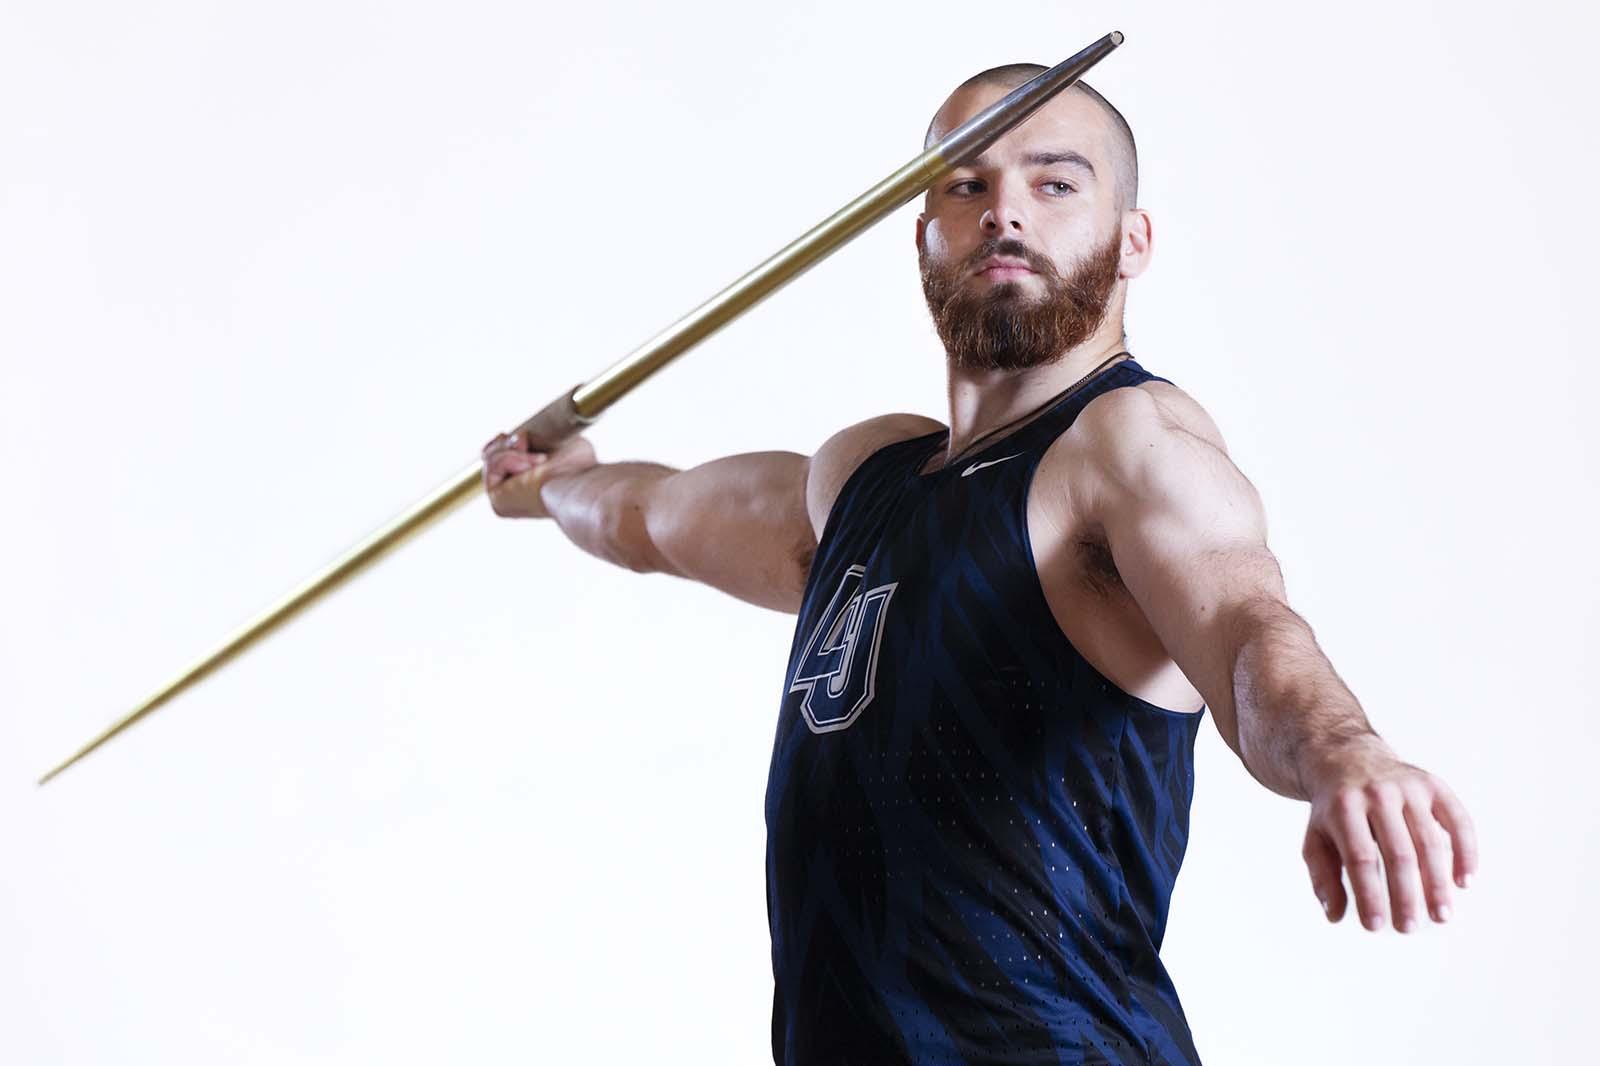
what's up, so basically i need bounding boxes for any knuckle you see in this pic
[1385,846,1418,868]
[1346,849,1382,872]
[1364,780,1403,805]
[1404,779,1439,809]
[1332,789,1365,817]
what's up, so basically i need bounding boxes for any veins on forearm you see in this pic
[1228,601,1379,801]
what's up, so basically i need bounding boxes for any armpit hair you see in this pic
[1076,534,1125,599]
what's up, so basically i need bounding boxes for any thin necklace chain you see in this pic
[933,349,1132,473]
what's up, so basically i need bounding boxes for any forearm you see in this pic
[537,460,679,571]
[1228,600,1385,801]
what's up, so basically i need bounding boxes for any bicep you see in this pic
[635,450,815,613]
[1084,393,1286,734]
[629,413,943,615]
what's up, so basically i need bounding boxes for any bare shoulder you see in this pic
[1039,377,1233,523]
[806,412,946,538]
[1086,378,1228,454]
[1065,378,1228,468]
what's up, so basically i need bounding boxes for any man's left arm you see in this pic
[1073,388,1479,933]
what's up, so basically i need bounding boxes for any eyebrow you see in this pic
[963,149,1097,179]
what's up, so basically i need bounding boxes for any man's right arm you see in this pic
[480,414,943,614]
[621,451,817,612]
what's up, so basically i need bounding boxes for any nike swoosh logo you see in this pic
[960,452,1025,477]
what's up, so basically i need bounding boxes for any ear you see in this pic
[1117,209,1154,280]
[915,213,927,255]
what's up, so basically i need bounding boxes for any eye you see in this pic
[1043,180,1075,196]
[948,180,983,195]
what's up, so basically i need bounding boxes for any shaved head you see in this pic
[924,63,1138,215]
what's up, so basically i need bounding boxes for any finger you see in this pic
[1367,791,1425,933]
[486,451,539,489]
[495,462,551,515]
[1430,783,1479,889]
[1402,793,1456,923]
[488,451,538,482]
[1329,792,1388,932]
[481,440,503,492]
[1302,823,1347,922]
[482,431,526,459]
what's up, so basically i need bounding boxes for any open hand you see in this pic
[1301,738,1479,932]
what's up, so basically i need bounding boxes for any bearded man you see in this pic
[479,63,1479,1066]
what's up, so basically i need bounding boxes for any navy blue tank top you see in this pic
[764,357,1205,1066]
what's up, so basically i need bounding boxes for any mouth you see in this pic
[973,257,1036,281]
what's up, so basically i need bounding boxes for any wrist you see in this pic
[1296,730,1395,797]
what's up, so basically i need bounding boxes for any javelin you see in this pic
[37,30,1126,786]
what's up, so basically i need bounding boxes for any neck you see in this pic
[936,336,1131,464]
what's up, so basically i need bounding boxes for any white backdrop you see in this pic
[4,1,1596,1063]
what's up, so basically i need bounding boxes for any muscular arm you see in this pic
[530,452,815,613]
[623,452,817,612]
[484,413,944,616]
[1071,387,1375,800]
[1071,386,1478,932]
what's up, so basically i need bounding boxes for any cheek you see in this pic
[1041,225,1104,274]
[922,218,956,259]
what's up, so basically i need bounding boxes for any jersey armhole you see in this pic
[805,428,942,592]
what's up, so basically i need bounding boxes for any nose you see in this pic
[979,179,1026,234]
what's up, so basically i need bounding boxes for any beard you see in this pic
[919,226,1123,372]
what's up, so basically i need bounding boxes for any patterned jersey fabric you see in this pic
[765,358,1206,1065]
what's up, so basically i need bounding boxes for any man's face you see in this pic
[917,85,1126,372]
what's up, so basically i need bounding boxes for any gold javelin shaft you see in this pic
[37,31,1125,786]
[36,462,485,785]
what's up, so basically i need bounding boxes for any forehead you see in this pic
[933,82,1107,167]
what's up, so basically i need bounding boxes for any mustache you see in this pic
[963,237,1058,278]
